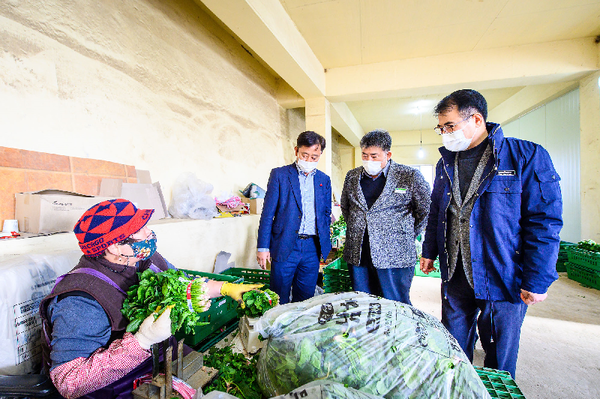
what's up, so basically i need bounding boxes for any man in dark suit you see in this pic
[257,131,332,304]
[341,129,431,305]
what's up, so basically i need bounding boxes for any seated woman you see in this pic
[39,199,262,399]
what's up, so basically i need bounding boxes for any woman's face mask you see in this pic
[128,231,157,261]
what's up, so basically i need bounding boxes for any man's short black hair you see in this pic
[297,130,326,151]
[434,89,488,122]
[360,129,392,152]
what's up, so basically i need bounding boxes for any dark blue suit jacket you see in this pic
[257,163,332,262]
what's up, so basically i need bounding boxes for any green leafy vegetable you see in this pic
[121,269,210,335]
[238,289,279,318]
[203,344,263,399]
[577,239,600,252]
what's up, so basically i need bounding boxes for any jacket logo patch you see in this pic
[395,188,407,193]
[497,170,516,176]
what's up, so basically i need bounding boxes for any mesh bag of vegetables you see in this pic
[271,380,384,399]
[121,269,211,335]
[255,292,491,399]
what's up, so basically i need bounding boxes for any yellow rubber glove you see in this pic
[220,282,265,307]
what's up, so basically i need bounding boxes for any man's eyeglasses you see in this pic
[434,114,474,135]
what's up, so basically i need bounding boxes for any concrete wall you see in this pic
[0,0,310,268]
[0,0,301,202]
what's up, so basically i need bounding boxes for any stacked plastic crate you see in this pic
[323,258,353,293]
[565,242,600,290]
[556,241,575,272]
[565,246,600,290]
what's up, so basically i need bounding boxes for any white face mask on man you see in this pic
[297,158,318,173]
[442,128,473,152]
[362,160,385,176]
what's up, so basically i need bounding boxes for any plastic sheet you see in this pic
[0,251,81,374]
[168,173,218,220]
[255,292,491,399]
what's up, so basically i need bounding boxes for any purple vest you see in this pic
[38,253,170,398]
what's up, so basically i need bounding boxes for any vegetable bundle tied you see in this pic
[239,288,280,318]
[121,269,210,335]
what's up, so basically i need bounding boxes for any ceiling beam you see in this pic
[198,0,325,98]
[490,81,580,125]
[330,102,364,147]
[325,38,600,102]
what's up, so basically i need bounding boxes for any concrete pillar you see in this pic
[354,147,362,170]
[579,71,600,241]
[305,97,332,176]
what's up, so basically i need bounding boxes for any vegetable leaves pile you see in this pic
[203,344,263,399]
[577,239,600,252]
[121,269,210,335]
[238,289,279,318]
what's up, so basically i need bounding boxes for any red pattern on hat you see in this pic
[74,199,154,256]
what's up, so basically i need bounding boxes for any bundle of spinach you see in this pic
[121,269,210,335]
[238,289,279,318]
[203,344,263,399]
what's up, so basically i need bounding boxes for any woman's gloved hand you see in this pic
[220,282,264,307]
[134,307,172,350]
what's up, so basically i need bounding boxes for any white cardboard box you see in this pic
[15,190,113,234]
[99,179,169,221]
[240,316,264,354]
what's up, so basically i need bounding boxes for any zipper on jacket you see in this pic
[441,161,453,263]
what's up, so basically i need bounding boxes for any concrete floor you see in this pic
[410,273,600,399]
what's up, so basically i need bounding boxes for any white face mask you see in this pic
[362,160,385,176]
[297,159,318,173]
[442,128,473,152]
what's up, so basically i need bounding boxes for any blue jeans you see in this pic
[442,263,527,378]
[270,236,320,304]
[349,263,414,305]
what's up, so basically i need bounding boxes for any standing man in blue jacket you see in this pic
[257,131,332,304]
[420,89,563,378]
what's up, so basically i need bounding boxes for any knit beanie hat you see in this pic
[74,199,154,256]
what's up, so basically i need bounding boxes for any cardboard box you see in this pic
[15,190,113,234]
[240,316,264,354]
[247,198,264,215]
[99,179,169,221]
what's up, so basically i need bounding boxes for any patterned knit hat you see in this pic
[74,199,154,256]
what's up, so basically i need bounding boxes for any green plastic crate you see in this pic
[221,267,270,287]
[566,262,600,290]
[323,258,350,277]
[566,247,600,271]
[174,270,242,346]
[475,366,526,399]
[556,261,567,273]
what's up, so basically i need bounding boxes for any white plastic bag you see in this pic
[255,292,490,399]
[0,251,80,374]
[168,173,218,220]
